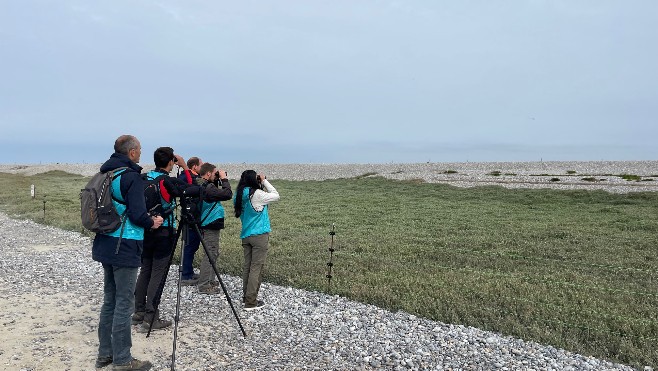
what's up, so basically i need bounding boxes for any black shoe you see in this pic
[244,300,266,311]
[180,278,199,286]
[131,311,144,325]
[112,358,152,370]
[95,355,112,368]
[198,283,220,295]
[137,318,172,333]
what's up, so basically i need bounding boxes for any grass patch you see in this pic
[353,172,378,179]
[567,170,577,175]
[488,170,502,176]
[582,177,597,182]
[620,174,642,182]
[443,170,458,174]
[1,171,658,368]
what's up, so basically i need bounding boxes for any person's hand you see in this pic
[257,173,266,182]
[218,170,227,179]
[174,155,187,169]
[151,216,163,229]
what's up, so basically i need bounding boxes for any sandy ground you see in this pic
[0,241,173,371]
[0,218,187,371]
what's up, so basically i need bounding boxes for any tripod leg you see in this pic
[192,223,247,338]
[170,223,188,370]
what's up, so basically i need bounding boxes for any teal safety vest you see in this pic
[238,187,271,239]
[199,198,225,227]
[104,170,145,241]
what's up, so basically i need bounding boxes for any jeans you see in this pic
[242,233,269,306]
[182,225,201,279]
[98,264,139,365]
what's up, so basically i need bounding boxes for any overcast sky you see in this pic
[1,1,656,164]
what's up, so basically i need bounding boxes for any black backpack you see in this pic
[143,173,168,217]
[80,167,128,233]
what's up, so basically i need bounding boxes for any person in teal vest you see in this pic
[92,135,163,371]
[234,170,280,310]
[195,162,233,294]
[133,147,195,333]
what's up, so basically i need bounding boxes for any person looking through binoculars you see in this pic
[234,170,280,310]
[195,163,233,295]
[132,147,196,332]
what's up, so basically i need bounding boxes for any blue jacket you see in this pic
[92,153,153,268]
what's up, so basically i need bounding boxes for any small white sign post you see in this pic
[31,184,35,199]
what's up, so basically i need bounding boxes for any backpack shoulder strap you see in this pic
[110,167,131,204]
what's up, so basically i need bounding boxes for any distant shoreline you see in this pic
[1,161,657,193]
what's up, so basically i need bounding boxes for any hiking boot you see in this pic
[137,318,172,333]
[112,358,152,370]
[181,278,199,286]
[95,355,112,368]
[244,300,266,311]
[198,283,220,295]
[209,280,219,287]
[131,311,144,325]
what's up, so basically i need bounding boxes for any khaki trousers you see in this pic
[242,233,269,306]
[198,229,220,287]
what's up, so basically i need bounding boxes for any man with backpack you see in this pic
[195,162,232,295]
[92,135,163,371]
[132,147,195,332]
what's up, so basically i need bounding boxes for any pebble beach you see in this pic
[0,161,655,370]
[2,160,658,193]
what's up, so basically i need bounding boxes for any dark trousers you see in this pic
[134,229,173,321]
[181,225,201,279]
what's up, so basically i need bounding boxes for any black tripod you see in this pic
[146,200,247,370]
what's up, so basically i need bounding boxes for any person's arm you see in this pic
[161,176,191,199]
[204,178,233,202]
[250,179,279,211]
[174,154,193,184]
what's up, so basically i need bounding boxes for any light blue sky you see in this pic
[1,1,656,164]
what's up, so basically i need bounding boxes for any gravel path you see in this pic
[0,214,636,370]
